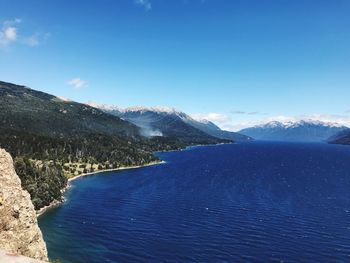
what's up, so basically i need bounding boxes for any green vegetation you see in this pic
[14,157,67,210]
[0,128,184,209]
[0,80,226,210]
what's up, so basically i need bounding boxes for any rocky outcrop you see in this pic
[0,149,48,261]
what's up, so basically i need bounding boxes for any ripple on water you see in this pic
[39,142,350,263]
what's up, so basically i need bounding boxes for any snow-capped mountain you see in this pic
[183,116,252,142]
[239,120,348,142]
[86,101,122,112]
[86,102,251,142]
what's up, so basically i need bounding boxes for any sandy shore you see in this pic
[36,160,165,217]
[68,160,165,182]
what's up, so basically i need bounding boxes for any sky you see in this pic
[0,0,350,131]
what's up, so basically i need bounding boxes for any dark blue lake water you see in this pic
[39,142,350,262]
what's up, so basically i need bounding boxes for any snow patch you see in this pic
[254,119,346,129]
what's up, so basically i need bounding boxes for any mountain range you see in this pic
[239,120,348,142]
[86,103,252,143]
[2,79,350,210]
[0,80,228,209]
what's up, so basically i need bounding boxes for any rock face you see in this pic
[0,149,48,261]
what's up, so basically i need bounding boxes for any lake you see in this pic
[39,142,350,262]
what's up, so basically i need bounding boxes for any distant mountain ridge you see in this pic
[328,129,350,145]
[239,120,348,142]
[182,116,252,142]
[87,102,251,142]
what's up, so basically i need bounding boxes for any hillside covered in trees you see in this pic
[0,81,228,209]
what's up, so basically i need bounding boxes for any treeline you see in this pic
[0,81,212,211]
[0,129,156,164]
[0,129,185,209]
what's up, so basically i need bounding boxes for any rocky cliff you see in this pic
[0,149,48,261]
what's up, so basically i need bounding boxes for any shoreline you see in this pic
[67,160,166,183]
[36,142,234,217]
[36,160,165,217]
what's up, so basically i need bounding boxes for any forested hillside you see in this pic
[0,81,226,209]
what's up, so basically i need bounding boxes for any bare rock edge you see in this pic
[0,148,48,261]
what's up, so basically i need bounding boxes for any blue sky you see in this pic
[0,0,350,130]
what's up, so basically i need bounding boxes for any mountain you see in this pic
[90,105,228,144]
[0,81,229,210]
[0,82,175,208]
[0,81,140,139]
[0,81,154,209]
[239,120,348,142]
[328,129,350,144]
[88,103,250,142]
[182,117,252,142]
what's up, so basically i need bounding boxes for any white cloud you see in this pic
[231,110,268,116]
[0,19,20,47]
[23,32,50,47]
[192,113,236,130]
[67,78,88,90]
[192,113,229,123]
[135,0,152,11]
[0,18,49,49]
[23,34,40,47]
[4,27,17,41]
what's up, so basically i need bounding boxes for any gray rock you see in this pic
[0,149,48,261]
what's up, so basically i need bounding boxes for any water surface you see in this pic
[39,142,350,262]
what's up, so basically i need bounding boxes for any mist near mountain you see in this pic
[87,103,251,142]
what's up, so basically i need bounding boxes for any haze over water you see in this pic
[39,142,350,262]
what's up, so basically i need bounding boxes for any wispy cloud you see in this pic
[192,113,229,123]
[67,78,88,90]
[192,113,235,130]
[23,32,50,47]
[231,110,268,116]
[192,110,269,131]
[0,18,49,50]
[135,0,152,11]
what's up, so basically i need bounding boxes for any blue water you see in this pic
[39,142,350,262]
